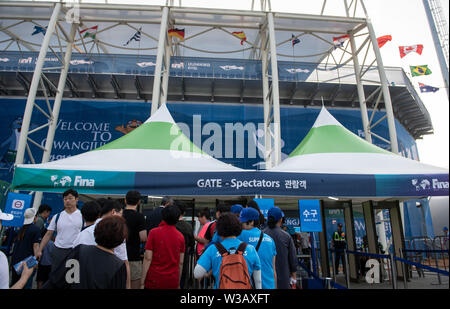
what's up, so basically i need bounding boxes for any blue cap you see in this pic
[239,207,260,223]
[268,206,284,221]
[230,204,243,214]
[444,226,448,232]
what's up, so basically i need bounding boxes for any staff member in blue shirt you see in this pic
[238,207,277,289]
[194,212,262,289]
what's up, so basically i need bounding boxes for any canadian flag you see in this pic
[399,44,424,58]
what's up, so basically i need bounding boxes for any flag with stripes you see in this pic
[399,44,424,58]
[232,31,247,45]
[168,28,185,41]
[124,27,142,46]
[80,25,98,39]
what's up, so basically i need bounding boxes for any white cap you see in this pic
[0,209,14,221]
[23,208,37,225]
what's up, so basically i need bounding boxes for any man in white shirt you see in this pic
[73,199,131,289]
[37,189,83,275]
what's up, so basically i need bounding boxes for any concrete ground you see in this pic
[332,271,449,289]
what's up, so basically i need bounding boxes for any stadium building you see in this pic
[0,0,448,288]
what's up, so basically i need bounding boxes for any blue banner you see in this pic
[299,199,322,232]
[254,198,274,219]
[2,192,32,227]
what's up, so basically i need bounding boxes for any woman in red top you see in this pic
[140,205,185,289]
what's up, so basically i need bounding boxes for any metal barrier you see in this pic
[297,260,347,289]
[346,250,396,289]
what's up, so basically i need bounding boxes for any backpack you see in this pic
[214,242,252,289]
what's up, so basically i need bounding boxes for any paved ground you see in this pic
[332,271,449,289]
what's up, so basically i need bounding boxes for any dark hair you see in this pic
[125,190,141,206]
[100,200,123,217]
[81,201,101,222]
[267,216,278,229]
[162,205,180,225]
[38,204,52,215]
[197,207,210,219]
[161,196,174,206]
[216,204,231,214]
[216,213,242,237]
[176,203,186,216]
[94,216,128,249]
[96,198,108,209]
[246,200,264,227]
[63,189,78,198]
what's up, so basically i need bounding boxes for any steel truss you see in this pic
[0,0,401,207]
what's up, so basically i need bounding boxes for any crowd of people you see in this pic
[0,188,311,289]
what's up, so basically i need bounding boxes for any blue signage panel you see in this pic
[2,192,32,227]
[254,198,274,219]
[299,199,322,232]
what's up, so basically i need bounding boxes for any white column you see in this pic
[267,12,282,166]
[349,32,372,143]
[360,1,399,153]
[14,3,62,166]
[151,6,170,115]
[260,25,272,169]
[32,23,77,210]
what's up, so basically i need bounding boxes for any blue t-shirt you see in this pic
[197,237,261,289]
[238,228,277,289]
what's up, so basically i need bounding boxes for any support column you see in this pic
[343,202,358,281]
[361,0,399,153]
[319,200,330,277]
[267,12,282,166]
[349,32,372,143]
[389,201,406,279]
[260,24,272,169]
[151,6,170,115]
[15,3,62,166]
[362,201,378,254]
[32,22,78,209]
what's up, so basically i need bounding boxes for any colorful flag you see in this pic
[124,27,142,46]
[333,34,350,48]
[399,44,424,58]
[410,65,432,77]
[419,82,439,93]
[168,28,185,41]
[291,34,300,46]
[232,31,247,45]
[32,25,47,36]
[377,35,392,48]
[80,25,98,39]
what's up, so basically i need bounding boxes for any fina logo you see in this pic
[51,175,95,187]
[412,178,449,191]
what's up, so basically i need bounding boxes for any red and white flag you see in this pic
[399,44,424,58]
[333,34,350,46]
